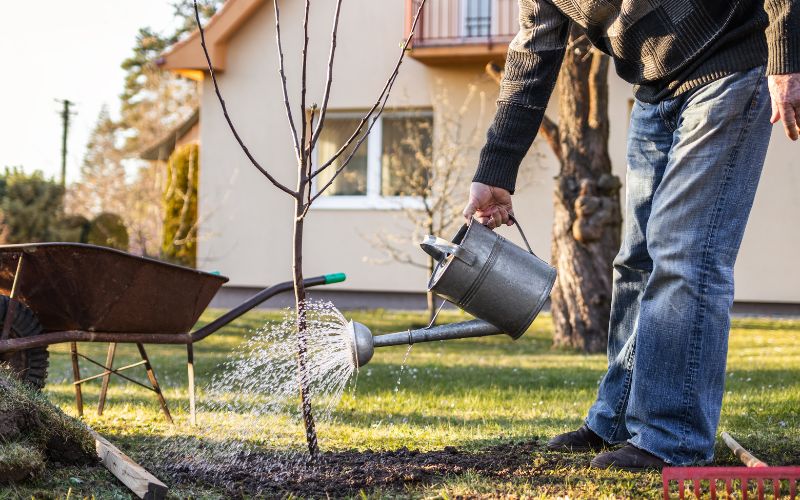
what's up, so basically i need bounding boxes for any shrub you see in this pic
[0,167,65,243]
[162,143,198,267]
[87,212,129,251]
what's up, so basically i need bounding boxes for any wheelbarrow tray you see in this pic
[0,243,228,334]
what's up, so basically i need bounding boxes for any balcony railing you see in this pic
[407,0,519,48]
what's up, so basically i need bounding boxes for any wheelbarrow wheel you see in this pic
[0,295,48,390]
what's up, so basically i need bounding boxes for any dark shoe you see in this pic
[546,425,612,452]
[590,444,667,471]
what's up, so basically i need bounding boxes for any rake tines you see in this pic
[662,432,799,499]
[662,465,800,499]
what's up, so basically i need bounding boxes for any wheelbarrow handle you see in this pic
[189,273,346,343]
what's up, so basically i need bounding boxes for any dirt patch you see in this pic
[166,441,553,498]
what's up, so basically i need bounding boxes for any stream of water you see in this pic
[156,300,359,478]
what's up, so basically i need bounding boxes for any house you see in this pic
[158,0,800,312]
[140,107,200,162]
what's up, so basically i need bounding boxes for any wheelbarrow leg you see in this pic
[97,343,117,416]
[187,343,196,426]
[135,343,173,424]
[70,342,84,417]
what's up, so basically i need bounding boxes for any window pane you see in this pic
[465,0,491,37]
[316,118,368,196]
[381,116,433,197]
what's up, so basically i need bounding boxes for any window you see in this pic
[463,0,491,37]
[315,117,369,196]
[314,111,433,209]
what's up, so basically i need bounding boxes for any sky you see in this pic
[0,1,182,183]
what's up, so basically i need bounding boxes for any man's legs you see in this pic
[624,66,771,465]
[584,98,673,444]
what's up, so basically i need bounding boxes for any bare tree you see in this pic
[193,0,426,457]
[487,26,621,353]
[126,161,166,257]
[66,108,167,257]
[366,84,486,322]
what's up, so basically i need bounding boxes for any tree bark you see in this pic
[426,257,437,324]
[293,189,318,457]
[550,27,621,353]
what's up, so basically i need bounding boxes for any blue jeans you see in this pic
[584,66,772,465]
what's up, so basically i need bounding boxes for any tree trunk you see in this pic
[550,27,622,353]
[426,256,436,324]
[292,192,318,457]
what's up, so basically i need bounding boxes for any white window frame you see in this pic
[311,110,432,211]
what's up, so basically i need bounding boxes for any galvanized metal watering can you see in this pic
[349,217,557,367]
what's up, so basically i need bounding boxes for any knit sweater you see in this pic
[474,0,800,193]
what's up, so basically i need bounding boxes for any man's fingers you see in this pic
[492,212,502,229]
[770,96,780,124]
[780,104,799,140]
[474,212,491,226]
[497,207,509,225]
[462,200,478,221]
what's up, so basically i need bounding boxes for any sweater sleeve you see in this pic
[472,0,570,193]
[764,0,800,75]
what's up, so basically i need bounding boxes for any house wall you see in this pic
[199,0,800,304]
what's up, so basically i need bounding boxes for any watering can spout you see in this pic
[348,319,504,368]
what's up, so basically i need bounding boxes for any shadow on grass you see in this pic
[350,362,605,396]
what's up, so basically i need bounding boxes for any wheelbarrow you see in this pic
[0,242,345,425]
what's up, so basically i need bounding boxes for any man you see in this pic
[463,1,799,471]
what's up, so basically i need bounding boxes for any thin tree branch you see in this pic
[273,0,302,163]
[368,232,428,269]
[309,0,343,152]
[193,1,295,196]
[588,49,610,131]
[539,115,562,163]
[299,0,311,162]
[308,0,427,187]
[300,105,317,219]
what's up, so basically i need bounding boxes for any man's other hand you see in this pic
[462,182,514,229]
[768,73,800,141]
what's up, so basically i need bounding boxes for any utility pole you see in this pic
[56,99,76,188]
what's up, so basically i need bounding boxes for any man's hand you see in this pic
[768,74,800,141]
[462,182,514,229]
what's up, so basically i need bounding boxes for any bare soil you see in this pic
[166,440,555,498]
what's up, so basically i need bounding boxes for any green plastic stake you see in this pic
[323,273,346,284]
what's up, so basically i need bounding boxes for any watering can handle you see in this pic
[509,215,537,257]
[420,236,477,266]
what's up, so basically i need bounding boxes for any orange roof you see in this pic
[157,0,264,80]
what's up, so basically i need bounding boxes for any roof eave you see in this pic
[156,0,265,76]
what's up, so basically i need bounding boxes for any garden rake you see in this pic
[662,432,800,499]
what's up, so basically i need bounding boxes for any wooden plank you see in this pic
[90,429,168,499]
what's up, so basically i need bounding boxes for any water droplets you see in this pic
[156,300,357,480]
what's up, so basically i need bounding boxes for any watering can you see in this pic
[349,217,557,367]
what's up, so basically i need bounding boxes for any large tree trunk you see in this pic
[550,28,621,352]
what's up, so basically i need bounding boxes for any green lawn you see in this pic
[2,310,799,499]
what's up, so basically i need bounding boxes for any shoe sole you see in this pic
[589,460,663,472]
[546,444,607,453]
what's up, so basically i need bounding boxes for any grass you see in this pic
[1,310,799,499]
